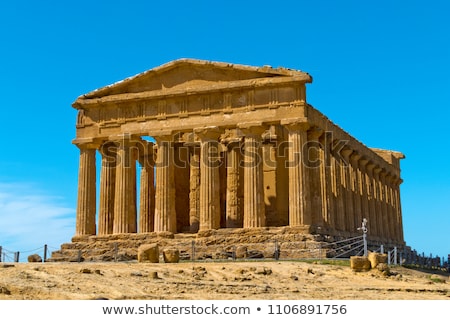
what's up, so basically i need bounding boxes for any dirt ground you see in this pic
[0,260,449,300]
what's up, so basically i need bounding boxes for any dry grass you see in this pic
[0,260,449,300]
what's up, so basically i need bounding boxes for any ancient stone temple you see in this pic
[51,59,406,261]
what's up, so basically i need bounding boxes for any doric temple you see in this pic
[57,59,406,261]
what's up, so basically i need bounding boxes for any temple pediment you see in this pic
[74,59,312,106]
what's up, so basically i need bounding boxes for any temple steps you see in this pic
[47,226,399,262]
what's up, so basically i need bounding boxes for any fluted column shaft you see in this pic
[284,121,311,227]
[350,153,362,232]
[319,133,334,228]
[242,129,266,228]
[359,159,370,227]
[379,171,389,239]
[189,144,201,232]
[307,129,324,227]
[342,149,354,233]
[366,163,377,236]
[138,141,155,233]
[98,142,116,235]
[226,141,243,228]
[75,144,97,236]
[154,138,176,233]
[113,136,137,234]
[331,154,345,230]
[373,167,383,238]
[393,178,404,242]
[195,127,222,230]
[386,174,395,241]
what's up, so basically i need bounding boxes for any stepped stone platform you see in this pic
[49,227,334,262]
[49,226,396,262]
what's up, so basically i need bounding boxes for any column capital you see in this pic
[350,152,362,163]
[366,161,376,171]
[74,139,101,150]
[280,118,310,131]
[365,162,376,177]
[393,177,403,186]
[307,127,323,140]
[341,147,353,161]
[359,157,369,167]
[149,129,180,141]
[358,158,371,175]
[385,172,394,184]
[194,126,222,141]
[262,125,278,143]
[385,173,402,185]
[373,166,382,175]
[220,128,244,145]
[237,122,267,137]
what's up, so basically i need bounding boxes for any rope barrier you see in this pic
[0,244,51,263]
[19,246,46,254]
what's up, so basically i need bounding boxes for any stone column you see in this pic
[331,152,344,231]
[282,120,311,227]
[366,162,377,236]
[319,133,334,228]
[113,135,137,234]
[379,170,389,239]
[75,143,97,236]
[154,136,177,233]
[373,167,383,238]
[307,128,324,228]
[330,148,340,231]
[195,127,222,231]
[385,173,395,241]
[138,141,155,233]
[341,148,354,233]
[359,158,370,227]
[350,153,362,233]
[98,142,117,235]
[225,140,243,228]
[393,177,404,243]
[188,143,201,232]
[239,123,266,228]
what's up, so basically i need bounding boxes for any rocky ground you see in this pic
[0,260,449,300]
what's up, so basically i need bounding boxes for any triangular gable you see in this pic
[78,58,312,101]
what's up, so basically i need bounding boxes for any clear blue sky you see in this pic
[0,1,448,260]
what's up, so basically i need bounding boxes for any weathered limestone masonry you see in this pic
[51,59,406,261]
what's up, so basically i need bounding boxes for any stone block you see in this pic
[138,244,159,263]
[163,248,180,263]
[350,256,371,272]
[235,246,248,258]
[368,252,387,268]
[27,254,42,263]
